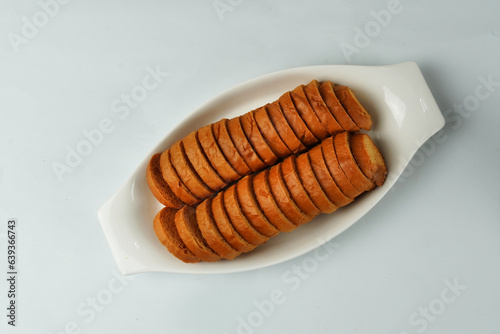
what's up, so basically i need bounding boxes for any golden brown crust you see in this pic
[175,205,220,262]
[333,132,374,192]
[227,116,267,172]
[295,153,338,214]
[197,198,241,260]
[236,175,280,237]
[240,110,279,166]
[211,191,256,253]
[170,140,214,199]
[224,184,269,246]
[253,105,293,159]
[160,149,200,206]
[266,101,306,154]
[278,91,318,146]
[319,81,359,132]
[307,145,353,207]
[153,207,199,263]
[253,170,297,233]
[211,119,251,178]
[146,153,184,209]
[280,155,321,217]
[268,164,311,226]
[290,85,330,140]
[303,80,343,135]
[321,137,362,199]
[183,130,227,192]
[350,133,387,187]
[334,86,372,131]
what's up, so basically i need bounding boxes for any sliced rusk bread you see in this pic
[236,174,280,237]
[146,153,184,209]
[253,105,293,158]
[153,207,199,263]
[240,110,279,166]
[175,205,220,262]
[196,197,241,260]
[183,130,227,192]
[350,133,387,187]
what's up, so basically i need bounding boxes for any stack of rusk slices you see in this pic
[147,79,387,263]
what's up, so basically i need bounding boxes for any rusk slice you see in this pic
[160,149,200,205]
[253,105,293,158]
[183,130,227,192]
[224,184,269,246]
[321,137,362,199]
[240,110,279,166]
[197,198,241,260]
[280,155,321,217]
[295,153,338,214]
[267,164,311,226]
[308,145,353,207]
[198,122,240,183]
[212,191,256,253]
[290,85,330,140]
[227,116,267,172]
[236,175,280,237]
[253,170,297,233]
[175,205,220,262]
[333,132,374,192]
[334,85,372,131]
[278,91,318,146]
[266,101,306,154]
[146,153,184,209]
[303,80,343,135]
[170,140,214,199]
[211,119,251,178]
[350,133,387,187]
[319,81,359,132]
[153,207,199,263]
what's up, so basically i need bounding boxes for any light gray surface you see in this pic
[1,1,499,333]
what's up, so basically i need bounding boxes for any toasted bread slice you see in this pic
[146,153,184,209]
[253,105,293,158]
[268,164,311,226]
[227,116,267,172]
[153,207,199,263]
[290,85,330,140]
[236,174,280,237]
[183,130,227,192]
[212,191,256,253]
[333,132,374,192]
[196,197,241,260]
[334,85,372,131]
[253,169,297,233]
[240,110,279,166]
[319,81,359,132]
[350,133,387,187]
[266,101,306,154]
[170,140,214,199]
[224,184,269,246]
[303,80,343,135]
[278,91,318,146]
[160,149,200,205]
[321,136,362,199]
[308,144,353,207]
[175,205,220,262]
[295,153,338,214]
[281,155,321,217]
[211,119,251,178]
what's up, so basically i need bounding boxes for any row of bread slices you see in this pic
[147,80,373,209]
[153,131,387,263]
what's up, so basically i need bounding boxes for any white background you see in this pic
[1,0,500,333]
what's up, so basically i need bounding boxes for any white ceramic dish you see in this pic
[98,62,445,275]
